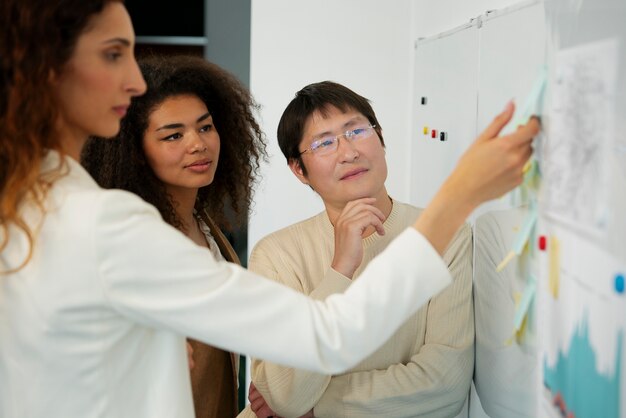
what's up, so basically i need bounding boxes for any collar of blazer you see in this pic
[196,210,241,265]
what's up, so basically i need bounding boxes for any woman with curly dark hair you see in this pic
[81,54,268,418]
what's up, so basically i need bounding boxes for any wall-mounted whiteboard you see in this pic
[538,0,626,417]
[410,1,626,417]
[410,23,479,209]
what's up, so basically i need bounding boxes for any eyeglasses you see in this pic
[299,125,377,156]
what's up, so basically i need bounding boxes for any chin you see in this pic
[95,120,122,139]
[193,177,215,189]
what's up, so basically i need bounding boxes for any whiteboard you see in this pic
[474,0,548,219]
[538,0,626,417]
[410,23,479,209]
[410,1,626,417]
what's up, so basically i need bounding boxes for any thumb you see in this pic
[476,100,515,142]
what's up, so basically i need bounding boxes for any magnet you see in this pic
[616,274,624,294]
[421,97,427,105]
[431,129,437,138]
[440,132,447,141]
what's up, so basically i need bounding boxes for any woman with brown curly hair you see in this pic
[0,0,539,417]
[81,55,268,417]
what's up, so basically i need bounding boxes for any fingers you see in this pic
[331,198,387,278]
[336,198,386,232]
[507,116,541,147]
[248,383,262,402]
[476,101,515,143]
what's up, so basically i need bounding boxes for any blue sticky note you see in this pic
[514,66,547,126]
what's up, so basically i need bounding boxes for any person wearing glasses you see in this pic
[241,81,474,418]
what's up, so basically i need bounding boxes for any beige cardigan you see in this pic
[240,201,474,418]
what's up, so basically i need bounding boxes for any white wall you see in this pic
[249,0,413,251]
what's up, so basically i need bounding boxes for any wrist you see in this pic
[435,179,476,221]
[331,260,355,279]
[413,181,475,255]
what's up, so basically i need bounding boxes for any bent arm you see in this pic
[313,225,474,417]
[95,191,452,375]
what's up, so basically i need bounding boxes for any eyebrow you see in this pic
[102,37,131,47]
[155,112,212,131]
[312,116,368,139]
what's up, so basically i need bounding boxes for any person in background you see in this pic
[241,81,473,418]
[81,54,267,417]
[0,0,539,416]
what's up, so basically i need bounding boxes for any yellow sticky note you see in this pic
[548,236,560,298]
[496,251,515,272]
[515,312,529,343]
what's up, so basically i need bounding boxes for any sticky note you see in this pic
[548,236,560,298]
[496,208,538,272]
[514,66,547,126]
[513,275,537,331]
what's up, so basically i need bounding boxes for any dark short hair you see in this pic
[81,54,267,230]
[277,81,384,175]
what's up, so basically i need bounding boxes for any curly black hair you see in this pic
[81,54,267,230]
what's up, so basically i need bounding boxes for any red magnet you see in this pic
[431,129,437,138]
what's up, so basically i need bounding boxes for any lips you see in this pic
[186,158,211,168]
[340,168,368,180]
[112,105,129,117]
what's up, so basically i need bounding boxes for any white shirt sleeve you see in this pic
[94,190,452,374]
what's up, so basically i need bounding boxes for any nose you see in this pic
[126,57,147,97]
[337,136,359,162]
[189,131,208,153]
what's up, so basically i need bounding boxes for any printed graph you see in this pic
[543,316,622,418]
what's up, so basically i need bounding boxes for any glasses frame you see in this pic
[299,124,378,156]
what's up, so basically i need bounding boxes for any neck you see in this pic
[60,134,87,161]
[168,187,200,234]
[57,120,88,161]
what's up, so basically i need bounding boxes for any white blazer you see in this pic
[0,152,451,418]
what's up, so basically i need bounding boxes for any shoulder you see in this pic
[387,199,423,229]
[252,212,326,251]
[52,154,161,222]
[393,200,423,218]
[249,212,331,267]
[391,199,471,262]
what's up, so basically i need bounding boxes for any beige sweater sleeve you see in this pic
[313,224,474,417]
[249,221,473,418]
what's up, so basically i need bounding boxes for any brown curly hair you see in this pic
[81,54,267,230]
[0,0,122,272]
